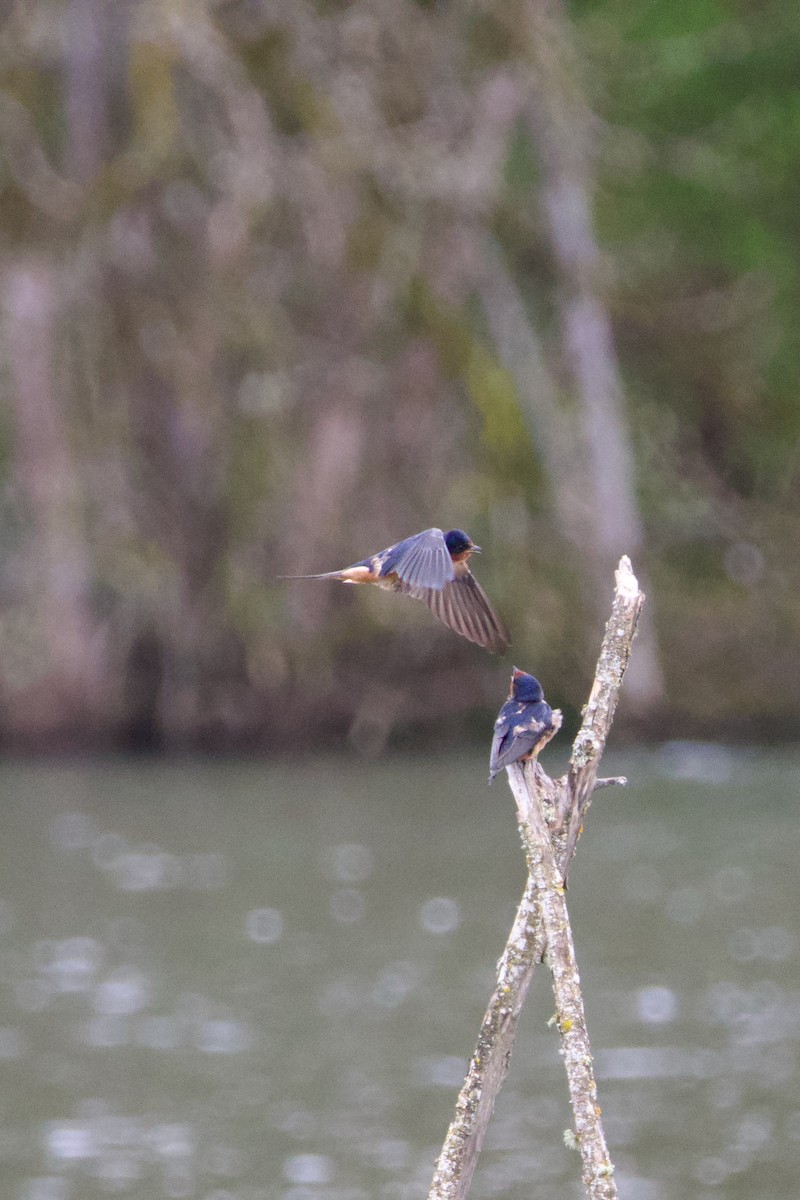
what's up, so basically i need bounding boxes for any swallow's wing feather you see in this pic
[378,528,454,589]
[370,530,508,653]
[489,702,516,779]
[423,572,510,653]
[490,701,553,777]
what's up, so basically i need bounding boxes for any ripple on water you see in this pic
[283,1152,335,1184]
[418,897,460,935]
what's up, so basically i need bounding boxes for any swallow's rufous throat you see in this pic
[489,669,559,782]
[282,527,509,653]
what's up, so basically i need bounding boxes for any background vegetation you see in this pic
[1,0,797,753]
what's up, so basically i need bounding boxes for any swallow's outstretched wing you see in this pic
[489,699,553,781]
[375,528,509,653]
[379,530,508,653]
[374,528,455,589]
[282,527,509,653]
[422,572,510,654]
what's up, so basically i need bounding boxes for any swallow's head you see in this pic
[510,668,543,703]
[445,529,479,557]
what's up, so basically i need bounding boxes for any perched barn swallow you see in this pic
[489,669,558,783]
[282,527,509,653]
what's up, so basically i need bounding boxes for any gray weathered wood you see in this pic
[427,556,644,1200]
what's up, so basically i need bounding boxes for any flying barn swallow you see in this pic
[282,527,510,653]
[489,669,558,783]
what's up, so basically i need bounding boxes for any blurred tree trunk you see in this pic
[2,264,109,745]
[64,0,113,182]
[504,0,663,708]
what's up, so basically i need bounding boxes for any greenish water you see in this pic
[0,747,798,1200]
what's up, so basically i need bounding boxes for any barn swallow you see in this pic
[281,527,509,653]
[489,669,558,783]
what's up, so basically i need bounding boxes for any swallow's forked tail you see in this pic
[277,571,345,580]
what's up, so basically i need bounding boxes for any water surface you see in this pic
[0,747,798,1199]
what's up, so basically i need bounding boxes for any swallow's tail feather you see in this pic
[277,571,347,580]
[279,564,377,584]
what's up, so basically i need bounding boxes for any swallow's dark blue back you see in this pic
[496,697,546,739]
[373,528,455,589]
[490,697,553,779]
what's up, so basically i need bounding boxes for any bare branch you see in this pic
[427,873,546,1200]
[558,556,645,880]
[428,557,643,1200]
[506,762,618,1200]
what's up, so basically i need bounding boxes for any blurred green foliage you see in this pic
[0,0,797,753]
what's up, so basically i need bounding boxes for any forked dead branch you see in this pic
[427,556,645,1200]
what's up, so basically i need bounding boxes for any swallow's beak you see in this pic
[470,543,481,553]
[512,666,524,678]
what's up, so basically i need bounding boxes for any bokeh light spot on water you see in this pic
[45,1121,94,1161]
[733,1110,774,1153]
[111,847,182,891]
[596,1047,716,1080]
[245,907,284,944]
[664,885,706,924]
[91,832,129,870]
[149,1123,195,1158]
[93,967,151,1015]
[21,1179,68,1200]
[763,926,798,961]
[281,1189,335,1200]
[418,897,460,935]
[329,888,366,924]
[728,928,759,962]
[194,1018,252,1054]
[705,980,746,1022]
[708,1076,744,1111]
[370,962,419,1009]
[282,1152,335,1184]
[320,843,374,884]
[0,898,15,935]
[49,812,95,850]
[39,937,102,994]
[0,1026,26,1058]
[694,1154,733,1185]
[81,1015,130,1048]
[44,1118,94,1156]
[95,1153,144,1188]
[360,1137,410,1171]
[612,1175,664,1200]
[412,1054,468,1088]
[163,1163,195,1198]
[636,985,678,1024]
[658,740,738,783]
[41,1113,206,1194]
[710,866,752,905]
[267,1101,318,1138]
[87,833,227,893]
